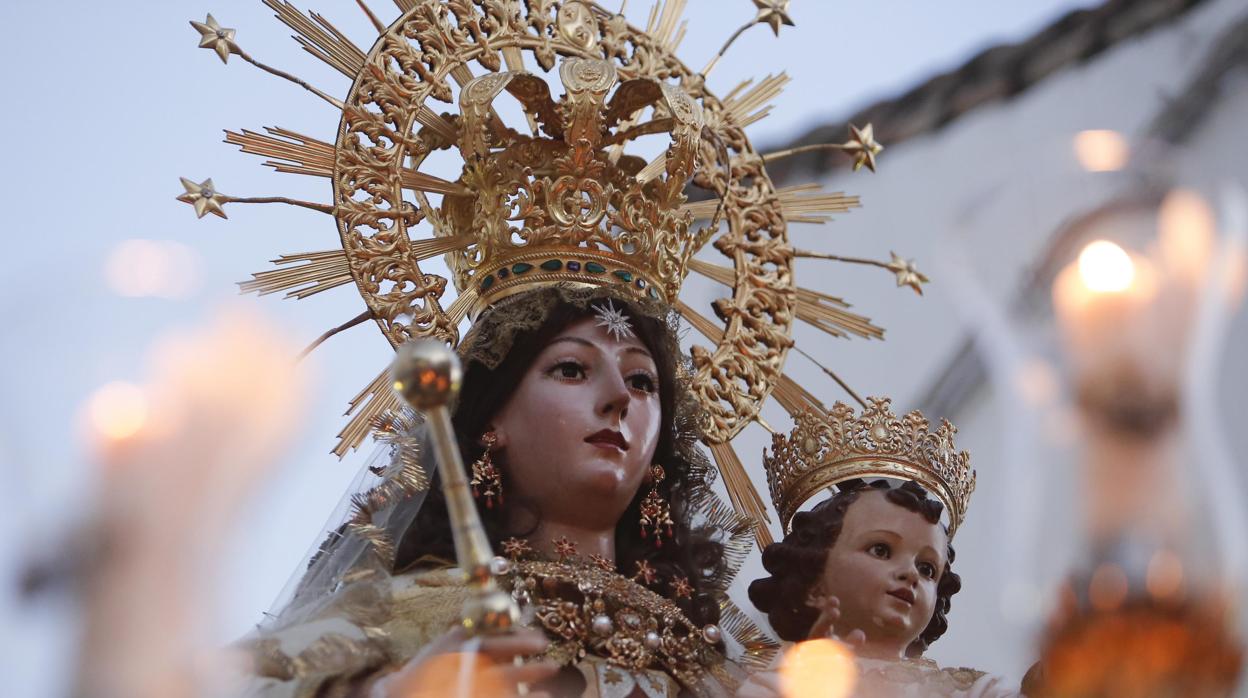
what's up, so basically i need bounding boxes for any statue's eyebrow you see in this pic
[547,336,653,359]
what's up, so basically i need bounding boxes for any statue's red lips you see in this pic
[887,587,915,605]
[585,429,628,451]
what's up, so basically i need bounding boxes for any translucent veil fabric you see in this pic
[261,422,432,628]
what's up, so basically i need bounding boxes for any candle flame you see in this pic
[779,638,857,698]
[1077,240,1135,293]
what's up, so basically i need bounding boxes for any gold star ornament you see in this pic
[670,575,693,599]
[502,537,532,560]
[553,536,578,562]
[176,177,228,219]
[885,251,929,295]
[752,0,795,37]
[842,123,884,173]
[190,14,240,64]
[633,560,657,585]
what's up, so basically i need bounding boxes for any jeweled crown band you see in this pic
[764,398,976,537]
[469,248,663,320]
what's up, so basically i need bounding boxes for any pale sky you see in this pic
[0,1,1099,695]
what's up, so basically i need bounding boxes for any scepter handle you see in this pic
[392,339,519,634]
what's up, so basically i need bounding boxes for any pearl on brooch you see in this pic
[592,614,614,636]
[702,624,723,644]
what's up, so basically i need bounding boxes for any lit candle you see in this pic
[1052,239,1161,388]
[1052,240,1182,543]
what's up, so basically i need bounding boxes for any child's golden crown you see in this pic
[765,397,976,537]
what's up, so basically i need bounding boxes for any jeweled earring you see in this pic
[639,464,674,547]
[470,431,503,509]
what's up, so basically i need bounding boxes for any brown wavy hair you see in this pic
[747,480,961,657]
[393,295,726,628]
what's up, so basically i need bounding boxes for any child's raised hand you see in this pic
[807,594,867,647]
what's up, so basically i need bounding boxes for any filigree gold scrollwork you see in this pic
[332,0,793,447]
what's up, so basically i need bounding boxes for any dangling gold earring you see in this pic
[639,464,674,547]
[470,431,503,509]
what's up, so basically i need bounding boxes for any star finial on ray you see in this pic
[190,14,240,64]
[885,252,929,295]
[176,177,228,219]
[752,0,795,37]
[842,123,884,173]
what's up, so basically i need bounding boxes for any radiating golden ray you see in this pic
[414,105,460,143]
[399,168,473,196]
[449,63,475,87]
[722,73,789,128]
[444,287,479,326]
[721,603,781,670]
[796,288,884,339]
[410,233,473,261]
[355,0,387,34]
[689,259,883,340]
[680,198,720,221]
[226,127,335,177]
[646,0,688,51]
[682,184,859,223]
[775,183,860,224]
[676,300,723,342]
[240,250,352,299]
[792,345,867,409]
[335,368,400,457]
[774,372,824,418]
[392,0,416,12]
[501,45,524,72]
[708,441,773,548]
[635,153,667,184]
[263,0,366,78]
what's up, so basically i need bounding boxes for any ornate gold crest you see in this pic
[764,398,976,536]
[179,0,923,547]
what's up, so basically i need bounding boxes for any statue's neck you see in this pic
[853,639,909,661]
[526,520,615,563]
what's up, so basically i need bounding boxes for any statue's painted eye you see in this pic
[626,371,657,394]
[918,562,937,579]
[550,360,587,380]
[868,543,890,559]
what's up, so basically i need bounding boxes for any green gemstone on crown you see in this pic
[512,263,533,274]
[585,262,606,274]
[480,274,495,291]
[540,259,563,272]
[612,270,634,282]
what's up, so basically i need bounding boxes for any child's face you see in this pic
[815,490,949,654]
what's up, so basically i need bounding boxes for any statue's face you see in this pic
[490,315,662,531]
[815,490,948,655]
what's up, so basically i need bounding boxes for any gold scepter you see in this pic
[391,339,520,634]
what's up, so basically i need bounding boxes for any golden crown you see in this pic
[442,56,704,317]
[764,397,976,537]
